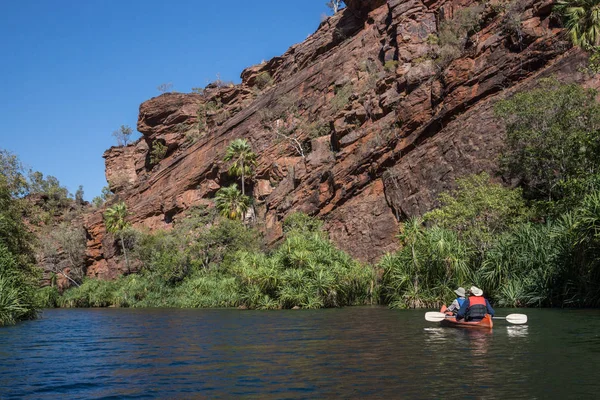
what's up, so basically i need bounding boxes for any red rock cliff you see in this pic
[83,0,596,279]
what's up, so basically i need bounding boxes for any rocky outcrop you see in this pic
[83,0,596,279]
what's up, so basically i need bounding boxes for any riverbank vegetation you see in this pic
[7,79,600,315]
[44,210,375,310]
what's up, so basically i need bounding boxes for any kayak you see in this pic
[439,305,493,329]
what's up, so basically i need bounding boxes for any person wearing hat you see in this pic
[455,286,495,322]
[446,287,466,315]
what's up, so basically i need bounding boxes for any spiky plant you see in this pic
[223,139,257,196]
[556,0,600,49]
[215,184,250,220]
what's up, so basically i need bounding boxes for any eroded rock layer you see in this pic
[84,0,596,279]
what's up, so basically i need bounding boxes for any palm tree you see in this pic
[224,139,257,196]
[215,184,250,220]
[556,0,600,49]
[104,202,130,272]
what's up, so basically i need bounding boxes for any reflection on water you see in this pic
[0,307,599,399]
[507,325,529,338]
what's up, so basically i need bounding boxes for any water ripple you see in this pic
[1,307,599,399]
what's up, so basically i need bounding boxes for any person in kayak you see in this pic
[446,287,466,315]
[455,286,495,322]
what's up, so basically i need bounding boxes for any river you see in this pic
[0,307,599,399]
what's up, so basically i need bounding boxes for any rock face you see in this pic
[83,0,597,279]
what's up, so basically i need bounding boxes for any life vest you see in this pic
[466,296,487,320]
[457,297,466,308]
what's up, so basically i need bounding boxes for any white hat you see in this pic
[454,287,466,297]
[470,286,483,296]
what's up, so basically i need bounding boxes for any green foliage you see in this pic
[384,60,399,72]
[0,149,28,196]
[0,176,38,324]
[479,223,564,307]
[104,202,131,271]
[283,212,324,235]
[56,213,374,310]
[74,185,84,204]
[226,225,375,310]
[0,244,37,325]
[215,185,251,220]
[331,83,353,113]
[254,71,273,90]
[555,0,600,49]
[28,171,71,212]
[149,141,168,165]
[434,4,485,68]
[34,286,60,308]
[304,120,331,139]
[0,177,32,259]
[92,186,113,208]
[223,138,257,196]
[380,218,472,309]
[424,173,531,254]
[104,202,129,235]
[495,79,600,201]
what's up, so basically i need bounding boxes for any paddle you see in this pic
[494,314,527,324]
[425,312,528,324]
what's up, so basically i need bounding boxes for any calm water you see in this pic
[1,307,599,399]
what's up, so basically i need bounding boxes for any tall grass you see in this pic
[0,244,37,325]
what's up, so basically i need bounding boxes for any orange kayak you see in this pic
[439,305,493,329]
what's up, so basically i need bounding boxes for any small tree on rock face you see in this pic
[224,139,257,196]
[326,0,344,14]
[104,202,130,272]
[215,184,250,220]
[112,125,133,147]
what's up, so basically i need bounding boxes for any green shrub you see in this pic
[384,60,399,72]
[331,83,353,113]
[495,79,600,202]
[255,71,273,90]
[283,212,324,235]
[34,286,60,308]
[226,218,376,310]
[434,4,485,68]
[150,141,168,165]
[424,173,531,255]
[58,278,117,308]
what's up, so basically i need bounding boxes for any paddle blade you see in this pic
[425,312,447,322]
[505,314,528,324]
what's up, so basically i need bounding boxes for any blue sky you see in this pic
[0,0,335,200]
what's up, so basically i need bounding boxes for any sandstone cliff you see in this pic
[83,0,595,279]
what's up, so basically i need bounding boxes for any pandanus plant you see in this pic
[556,0,600,49]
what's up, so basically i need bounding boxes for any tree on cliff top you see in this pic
[112,125,133,147]
[224,139,257,196]
[326,0,344,14]
[104,202,131,272]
